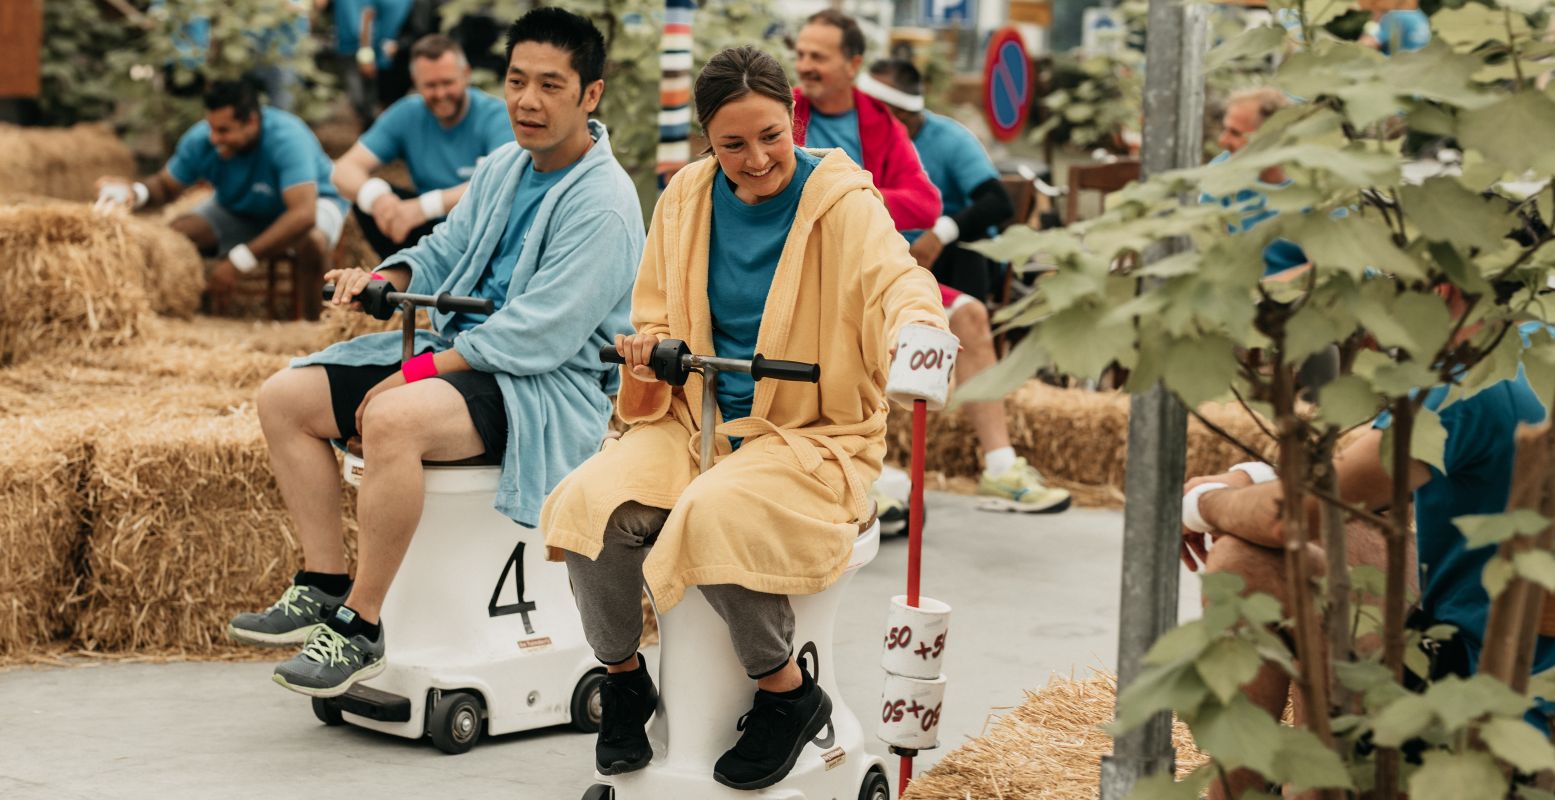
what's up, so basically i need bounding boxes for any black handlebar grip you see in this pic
[599,345,626,364]
[321,281,396,320]
[750,354,821,383]
[433,291,495,315]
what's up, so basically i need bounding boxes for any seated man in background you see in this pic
[226,8,644,699]
[95,79,346,319]
[862,59,1070,515]
[1200,87,1313,281]
[332,33,511,260]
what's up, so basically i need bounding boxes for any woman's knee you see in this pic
[258,367,329,435]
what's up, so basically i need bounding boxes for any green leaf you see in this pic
[1190,693,1284,776]
[1334,659,1394,693]
[1432,4,1532,49]
[1195,637,1264,704]
[1522,341,1555,411]
[1454,509,1553,548]
[1145,620,1212,667]
[1036,305,1136,381]
[1121,764,1214,800]
[1400,178,1510,252]
[1411,407,1448,474]
[1482,716,1555,773]
[1407,750,1508,800]
[1319,375,1383,428]
[1427,674,1531,732]
[1486,555,1516,598]
[1372,692,1435,747]
[1200,571,1247,603]
[953,332,1048,405]
[1271,724,1355,791]
[1289,214,1424,280]
[1241,592,1285,626]
[1112,662,1210,734]
[1515,550,1555,591]
[1162,335,1239,408]
[1206,25,1287,72]
[1459,91,1555,176]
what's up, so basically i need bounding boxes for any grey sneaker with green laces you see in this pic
[227,580,348,647]
[272,615,386,698]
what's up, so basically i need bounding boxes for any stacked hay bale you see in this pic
[0,123,136,202]
[902,673,1205,800]
[0,417,91,658]
[886,382,1274,506]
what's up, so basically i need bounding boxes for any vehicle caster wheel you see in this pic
[428,691,482,755]
[859,767,890,800]
[570,670,606,733]
[311,697,344,726]
[581,784,614,800]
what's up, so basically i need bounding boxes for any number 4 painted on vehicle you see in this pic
[488,541,538,634]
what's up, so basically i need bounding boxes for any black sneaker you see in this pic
[596,656,657,775]
[713,663,832,790]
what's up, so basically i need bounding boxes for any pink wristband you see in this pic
[371,272,385,280]
[402,352,439,383]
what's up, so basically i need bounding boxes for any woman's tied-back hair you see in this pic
[694,46,793,134]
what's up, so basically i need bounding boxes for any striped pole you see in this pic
[656,0,695,190]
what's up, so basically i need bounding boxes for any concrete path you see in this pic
[0,492,1203,799]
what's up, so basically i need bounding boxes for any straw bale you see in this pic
[136,315,334,358]
[0,123,136,203]
[74,411,358,652]
[886,383,1275,508]
[124,216,204,318]
[0,205,150,365]
[902,672,1205,800]
[0,416,90,656]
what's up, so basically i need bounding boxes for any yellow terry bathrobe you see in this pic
[540,150,946,612]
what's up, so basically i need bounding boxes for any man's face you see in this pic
[206,106,261,158]
[795,23,861,106]
[504,41,602,156]
[412,52,471,124]
[1217,100,1264,153]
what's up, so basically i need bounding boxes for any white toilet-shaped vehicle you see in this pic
[308,282,604,754]
[582,341,891,800]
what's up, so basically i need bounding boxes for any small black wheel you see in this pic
[581,785,614,800]
[428,691,483,755]
[311,697,344,726]
[859,767,890,800]
[570,670,606,733]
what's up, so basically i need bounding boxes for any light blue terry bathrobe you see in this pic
[294,120,644,527]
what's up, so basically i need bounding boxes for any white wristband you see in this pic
[228,243,259,274]
[131,182,150,209]
[1182,482,1229,534]
[356,177,393,213]
[1230,462,1278,485]
[356,46,376,66]
[418,189,446,219]
[931,215,960,245]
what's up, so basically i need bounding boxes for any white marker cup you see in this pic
[878,672,947,751]
[881,594,951,680]
[885,324,959,410]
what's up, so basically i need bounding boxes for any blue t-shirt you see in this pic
[167,107,347,223]
[1377,10,1431,56]
[1199,151,1309,277]
[451,159,578,332]
[359,90,512,193]
[333,0,362,55]
[1374,359,1552,675]
[804,109,863,167]
[905,111,1001,244]
[365,0,414,68]
[707,147,821,433]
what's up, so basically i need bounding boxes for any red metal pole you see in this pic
[900,398,927,796]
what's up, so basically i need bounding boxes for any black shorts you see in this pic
[323,363,508,463]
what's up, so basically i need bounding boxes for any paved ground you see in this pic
[0,492,1202,799]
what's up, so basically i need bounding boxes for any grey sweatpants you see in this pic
[563,501,796,679]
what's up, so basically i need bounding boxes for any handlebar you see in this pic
[322,281,495,321]
[598,340,820,386]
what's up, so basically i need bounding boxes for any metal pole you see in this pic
[699,366,719,474]
[1098,3,1207,799]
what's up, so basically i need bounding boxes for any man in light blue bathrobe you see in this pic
[226,8,645,697]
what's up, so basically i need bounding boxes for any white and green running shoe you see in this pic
[227,580,347,647]
[976,457,1072,514]
[272,615,386,698]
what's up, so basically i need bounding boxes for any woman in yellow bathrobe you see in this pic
[539,46,946,790]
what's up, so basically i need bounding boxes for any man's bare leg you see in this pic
[170,213,219,252]
[293,229,331,320]
[947,300,1011,456]
[346,378,485,623]
[257,366,348,574]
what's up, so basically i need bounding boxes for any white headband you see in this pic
[856,73,924,113]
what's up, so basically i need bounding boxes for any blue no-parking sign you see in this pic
[982,28,1032,141]
[923,0,972,24]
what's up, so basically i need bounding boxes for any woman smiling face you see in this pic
[705,93,797,205]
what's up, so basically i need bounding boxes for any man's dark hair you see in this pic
[868,58,922,96]
[504,7,607,89]
[410,33,467,65]
[805,9,866,59]
[203,79,261,122]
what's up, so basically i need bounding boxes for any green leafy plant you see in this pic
[970,0,1555,795]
